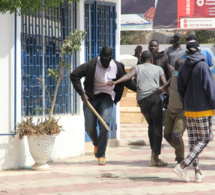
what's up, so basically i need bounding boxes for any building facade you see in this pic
[0,0,121,170]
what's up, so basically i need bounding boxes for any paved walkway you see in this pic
[1,123,215,195]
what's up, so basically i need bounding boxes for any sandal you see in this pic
[157,159,168,167]
[149,158,168,167]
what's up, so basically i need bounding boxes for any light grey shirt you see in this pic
[135,63,164,101]
[165,45,186,67]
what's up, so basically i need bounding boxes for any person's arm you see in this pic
[177,71,185,104]
[70,64,87,96]
[107,66,136,86]
[163,54,172,80]
[160,73,167,86]
[80,94,89,105]
[158,77,172,94]
[203,48,215,68]
[202,64,215,108]
[70,62,90,104]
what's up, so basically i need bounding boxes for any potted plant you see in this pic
[17,29,86,170]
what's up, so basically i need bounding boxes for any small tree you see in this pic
[18,29,86,139]
[47,29,86,120]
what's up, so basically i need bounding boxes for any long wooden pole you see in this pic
[86,101,110,131]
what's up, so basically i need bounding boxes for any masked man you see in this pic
[70,46,136,165]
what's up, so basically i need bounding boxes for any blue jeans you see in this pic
[138,90,163,155]
[83,93,113,158]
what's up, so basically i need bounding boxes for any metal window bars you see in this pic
[84,1,116,60]
[21,1,77,117]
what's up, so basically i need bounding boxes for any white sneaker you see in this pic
[161,142,165,148]
[173,164,190,182]
[209,131,214,141]
[195,173,204,182]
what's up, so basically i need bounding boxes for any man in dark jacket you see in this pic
[173,41,215,182]
[148,40,171,80]
[70,46,136,165]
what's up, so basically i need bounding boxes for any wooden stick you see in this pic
[86,101,110,131]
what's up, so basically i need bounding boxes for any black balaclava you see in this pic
[100,46,113,68]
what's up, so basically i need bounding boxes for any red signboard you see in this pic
[178,0,215,29]
[121,0,215,30]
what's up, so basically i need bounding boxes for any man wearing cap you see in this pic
[173,41,215,182]
[182,34,215,75]
[165,32,186,68]
[70,46,136,166]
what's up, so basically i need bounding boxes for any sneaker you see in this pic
[161,142,165,148]
[195,173,204,183]
[173,164,190,182]
[98,157,106,166]
[209,131,214,141]
[94,146,98,158]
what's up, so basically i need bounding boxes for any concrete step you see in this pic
[120,87,146,124]
[120,107,146,124]
[122,92,136,98]
[120,97,138,107]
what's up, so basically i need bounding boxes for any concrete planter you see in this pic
[28,135,56,170]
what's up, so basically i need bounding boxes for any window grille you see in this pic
[21,1,77,116]
[84,1,116,60]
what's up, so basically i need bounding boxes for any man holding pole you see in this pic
[70,46,136,165]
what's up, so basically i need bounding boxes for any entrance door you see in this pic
[84,1,117,141]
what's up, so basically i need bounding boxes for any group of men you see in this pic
[70,32,215,183]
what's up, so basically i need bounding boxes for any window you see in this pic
[84,1,116,60]
[21,1,77,116]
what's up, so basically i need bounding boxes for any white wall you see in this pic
[0,12,85,170]
[0,13,15,134]
[0,13,20,170]
[120,44,215,56]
